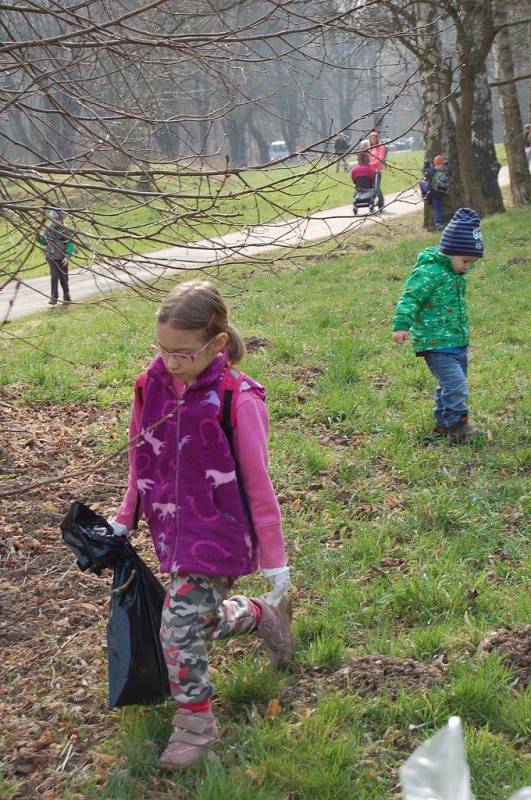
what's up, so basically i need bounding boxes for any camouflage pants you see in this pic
[160,573,258,704]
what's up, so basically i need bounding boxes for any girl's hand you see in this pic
[110,519,130,537]
[392,330,409,344]
[262,566,290,607]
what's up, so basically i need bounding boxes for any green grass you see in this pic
[0,778,20,800]
[1,202,529,799]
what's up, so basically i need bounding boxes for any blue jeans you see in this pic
[431,194,443,225]
[423,348,468,428]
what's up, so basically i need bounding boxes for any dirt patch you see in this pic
[244,336,270,353]
[280,655,447,711]
[506,257,531,267]
[276,478,332,513]
[292,365,323,387]
[479,625,531,686]
[368,372,390,390]
[330,655,447,698]
[317,429,368,448]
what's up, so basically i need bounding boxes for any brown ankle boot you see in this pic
[159,708,218,770]
[448,416,484,444]
[422,424,448,443]
[433,424,448,436]
[253,596,295,668]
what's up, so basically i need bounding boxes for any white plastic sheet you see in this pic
[400,716,530,800]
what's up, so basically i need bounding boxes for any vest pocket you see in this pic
[212,484,246,525]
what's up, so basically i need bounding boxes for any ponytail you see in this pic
[225,323,246,364]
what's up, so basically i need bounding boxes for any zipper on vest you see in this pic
[170,382,185,569]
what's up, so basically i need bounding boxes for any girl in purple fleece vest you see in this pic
[112,280,295,771]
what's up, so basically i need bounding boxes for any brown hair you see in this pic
[369,130,379,143]
[156,280,246,364]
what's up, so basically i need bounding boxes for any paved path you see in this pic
[1,166,510,322]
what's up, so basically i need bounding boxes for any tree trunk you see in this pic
[449,0,503,217]
[224,113,247,168]
[446,112,465,220]
[415,1,461,227]
[493,1,531,204]
[247,117,270,164]
[317,96,330,139]
[338,82,352,129]
[471,67,504,214]
[280,109,300,155]
[455,71,480,212]
[367,41,382,127]
[528,21,531,125]
[198,117,211,156]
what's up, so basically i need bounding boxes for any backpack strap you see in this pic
[134,371,149,407]
[218,366,253,527]
[219,365,243,437]
[131,372,149,529]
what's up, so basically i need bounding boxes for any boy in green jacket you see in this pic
[392,208,484,444]
[37,209,75,305]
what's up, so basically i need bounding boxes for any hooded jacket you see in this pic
[37,223,75,261]
[392,247,469,352]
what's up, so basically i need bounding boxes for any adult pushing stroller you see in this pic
[350,149,376,215]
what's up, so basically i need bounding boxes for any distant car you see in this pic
[392,138,411,151]
[269,140,289,162]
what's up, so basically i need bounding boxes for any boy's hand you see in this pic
[392,331,409,344]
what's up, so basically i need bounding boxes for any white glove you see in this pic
[262,566,290,607]
[110,519,130,538]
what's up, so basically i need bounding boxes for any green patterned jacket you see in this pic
[392,247,469,352]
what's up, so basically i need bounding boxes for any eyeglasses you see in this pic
[151,336,217,364]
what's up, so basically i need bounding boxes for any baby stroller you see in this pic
[352,173,376,215]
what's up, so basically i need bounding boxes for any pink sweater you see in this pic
[368,144,386,172]
[115,377,286,570]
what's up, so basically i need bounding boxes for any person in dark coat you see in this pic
[37,209,75,305]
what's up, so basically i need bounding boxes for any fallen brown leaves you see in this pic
[0,386,160,798]
[264,698,281,719]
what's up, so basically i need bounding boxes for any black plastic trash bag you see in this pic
[61,501,170,708]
